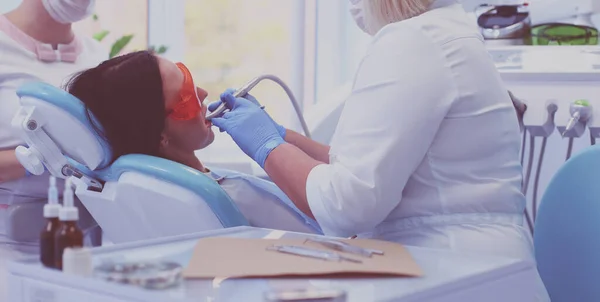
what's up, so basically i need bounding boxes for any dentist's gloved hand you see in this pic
[208,88,287,138]
[211,91,285,168]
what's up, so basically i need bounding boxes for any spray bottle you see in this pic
[40,176,62,268]
[54,177,83,270]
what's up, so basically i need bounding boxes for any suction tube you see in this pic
[566,137,575,160]
[520,130,526,166]
[522,134,535,234]
[531,137,547,222]
[206,75,311,138]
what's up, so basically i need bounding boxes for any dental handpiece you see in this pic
[205,74,312,138]
[562,111,581,137]
[561,100,592,137]
[205,77,262,121]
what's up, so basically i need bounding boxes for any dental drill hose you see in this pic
[509,90,533,233]
[523,134,535,234]
[522,134,535,196]
[520,130,526,167]
[530,102,557,225]
[566,137,575,160]
[207,75,311,139]
[531,137,547,222]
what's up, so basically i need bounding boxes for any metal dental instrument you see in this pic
[562,111,581,137]
[264,288,347,302]
[562,100,592,137]
[205,74,311,138]
[266,245,362,264]
[304,238,384,258]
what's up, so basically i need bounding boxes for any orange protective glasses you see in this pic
[167,63,202,121]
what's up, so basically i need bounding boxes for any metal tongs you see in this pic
[304,238,384,258]
[267,245,362,264]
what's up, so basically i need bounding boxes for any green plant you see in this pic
[93,30,110,42]
[148,45,169,55]
[92,14,168,58]
[109,34,134,58]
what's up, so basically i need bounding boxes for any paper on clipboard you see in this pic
[182,237,423,279]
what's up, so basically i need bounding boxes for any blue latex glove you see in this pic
[208,88,287,138]
[211,91,285,168]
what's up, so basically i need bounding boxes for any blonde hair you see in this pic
[363,0,434,34]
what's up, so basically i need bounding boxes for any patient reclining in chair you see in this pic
[63,50,320,235]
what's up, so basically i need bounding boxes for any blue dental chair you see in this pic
[11,82,249,244]
[534,144,600,301]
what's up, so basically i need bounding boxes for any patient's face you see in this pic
[157,56,215,153]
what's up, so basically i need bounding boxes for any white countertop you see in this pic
[8,227,538,302]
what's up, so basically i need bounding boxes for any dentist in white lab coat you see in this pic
[0,0,106,300]
[212,0,549,300]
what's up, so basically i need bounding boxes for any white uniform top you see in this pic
[0,16,107,301]
[0,18,107,205]
[306,1,549,300]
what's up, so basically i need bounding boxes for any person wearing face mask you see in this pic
[210,0,549,300]
[0,0,106,299]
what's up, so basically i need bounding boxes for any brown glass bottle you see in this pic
[54,221,83,270]
[40,217,61,268]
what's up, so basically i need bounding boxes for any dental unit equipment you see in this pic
[510,91,533,232]
[475,3,531,46]
[266,244,363,264]
[586,101,600,146]
[527,101,558,224]
[561,100,592,137]
[558,100,592,161]
[206,75,312,138]
[469,0,599,45]
[513,91,558,232]
[11,81,250,245]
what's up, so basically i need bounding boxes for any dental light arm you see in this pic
[206,75,311,139]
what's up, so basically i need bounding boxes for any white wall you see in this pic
[593,0,600,28]
[0,0,21,14]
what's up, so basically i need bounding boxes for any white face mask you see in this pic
[348,0,369,34]
[41,0,96,24]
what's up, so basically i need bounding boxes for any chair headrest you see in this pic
[16,81,113,170]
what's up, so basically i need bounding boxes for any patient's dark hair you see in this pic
[64,50,166,162]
